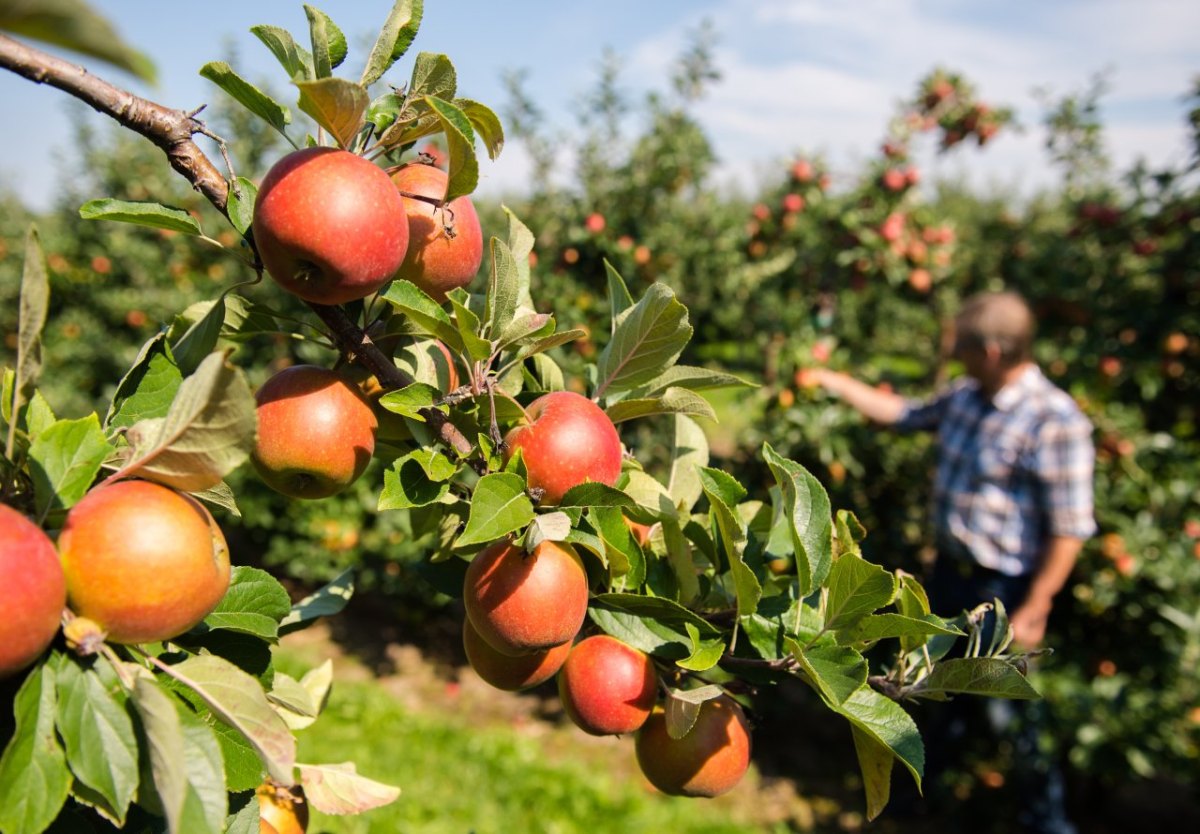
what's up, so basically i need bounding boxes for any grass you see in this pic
[276,633,790,834]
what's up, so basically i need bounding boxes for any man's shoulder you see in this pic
[1025,370,1092,430]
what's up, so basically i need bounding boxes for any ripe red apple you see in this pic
[781,193,805,214]
[503,391,623,506]
[584,212,606,234]
[790,159,814,183]
[253,147,409,305]
[557,635,657,736]
[390,163,483,302]
[880,212,905,243]
[881,168,907,192]
[253,365,378,500]
[462,618,570,691]
[0,505,66,677]
[57,481,231,644]
[635,695,752,798]
[462,539,589,655]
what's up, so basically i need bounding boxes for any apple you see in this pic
[781,193,805,214]
[584,212,606,234]
[635,695,752,798]
[253,365,378,500]
[57,480,231,644]
[257,780,308,834]
[462,618,571,691]
[503,391,623,505]
[390,163,484,302]
[253,147,409,305]
[881,168,907,192]
[557,635,657,736]
[0,505,66,677]
[462,539,589,655]
[790,159,814,183]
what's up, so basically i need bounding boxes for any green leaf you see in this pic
[28,413,111,515]
[279,569,355,635]
[224,793,261,834]
[663,684,724,739]
[661,517,700,604]
[454,473,535,548]
[604,261,634,335]
[200,567,292,640]
[512,328,587,362]
[595,282,692,399]
[54,658,138,826]
[0,662,72,834]
[675,624,725,672]
[410,51,457,100]
[380,280,462,349]
[790,639,868,706]
[667,414,709,513]
[0,0,156,82]
[825,554,897,632]
[117,351,257,492]
[763,443,833,597]
[504,206,535,307]
[189,480,241,519]
[225,177,257,237]
[297,762,401,815]
[294,77,369,150]
[424,96,478,202]
[495,312,554,352]
[79,198,202,236]
[588,505,645,587]
[206,720,264,794]
[378,383,445,422]
[10,227,49,440]
[304,5,347,76]
[162,655,296,785]
[916,657,1040,700]
[446,290,491,362]
[486,237,521,340]
[605,387,717,425]
[699,468,760,618]
[250,24,313,80]
[522,511,573,550]
[836,687,924,790]
[639,365,755,398]
[851,723,895,822]
[837,612,964,646]
[456,98,504,160]
[592,593,722,638]
[171,296,229,377]
[378,449,454,510]
[199,62,291,138]
[360,0,423,87]
[557,482,635,509]
[132,676,226,834]
[587,605,691,660]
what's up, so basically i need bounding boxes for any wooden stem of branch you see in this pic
[0,32,474,459]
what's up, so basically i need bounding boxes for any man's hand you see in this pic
[1009,595,1053,648]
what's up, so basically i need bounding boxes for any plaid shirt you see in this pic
[894,364,1097,576]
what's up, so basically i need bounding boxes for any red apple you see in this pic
[557,635,657,736]
[504,391,623,505]
[0,505,66,677]
[390,163,484,302]
[781,193,805,214]
[584,212,606,234]
[253,147,409,305]
[790,159,814,183]
[253,365,378,500]
[881,168,907,192]
[463,618,570,691]
[463,539,589,655]
[57,481,231,644]
[635,695,752,798]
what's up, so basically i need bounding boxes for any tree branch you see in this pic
[0,32,475,460]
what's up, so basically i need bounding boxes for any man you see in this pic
[802,290,1096,833]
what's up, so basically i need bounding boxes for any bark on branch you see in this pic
[0,32,475,459]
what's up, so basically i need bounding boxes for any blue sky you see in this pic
[1,0,1197,211]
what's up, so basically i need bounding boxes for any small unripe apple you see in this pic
[463,618,570,691]
[463,539,589,655]
[0,505,66,677]
[391,163,484,302]
[503,391,623,505]
[253,365,378,500]
[57,481,231,644]
[557,635,657,736]
[635,695,752,798]
[253,147,409,305]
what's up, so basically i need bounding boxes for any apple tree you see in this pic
[0,3,1046,831]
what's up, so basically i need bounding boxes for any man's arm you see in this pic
[799,368,908,425]
[1010,535,1085,649]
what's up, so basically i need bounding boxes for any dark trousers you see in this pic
[915,556,1077,834]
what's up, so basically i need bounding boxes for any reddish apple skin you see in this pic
[390,163,483,302]
[557,635,657,736]
[0,505,66,677]
[504,391,623,505]
[57,481,231,644]
[635,696,752,798]
[253,147,409,305]
[463,618,571,691]
[253,365,378,500]
[463,539,589,656]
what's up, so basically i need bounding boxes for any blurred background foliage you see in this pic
[2,30,1198,830]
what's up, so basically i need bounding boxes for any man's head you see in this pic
[952,291,1035,390]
